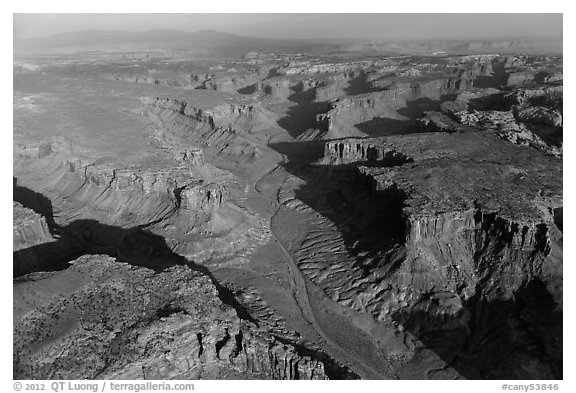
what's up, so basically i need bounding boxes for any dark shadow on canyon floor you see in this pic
[269,138,409,280]
[12,184,361,380]
[354,94,459,137]
[397,97,444,120]
[266,67,282,79]
[473,59,510,89]
[344,71,385,96]
[13,184,258,325]
[14,177,57,230]
[355,117,412,137]
[392,278,562,379]
[267,133,562,379]
[466,92,512,112]
[237,83,258,95]
[276,83,331,138]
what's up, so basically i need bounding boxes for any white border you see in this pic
[3,3,571,391]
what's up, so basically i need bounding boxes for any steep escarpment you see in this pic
[13,200,63,276]
[208,101,277,133]
[13,137,261,264]
[14,49,563,381]
[309,78,464,140]
[13,201,53,251]
[275,56,520,142]
[106,63,270,93]
[319,138,413,167]
[148,98,275,162]
[204,73,262,93]
[13,169,357,379]
[108,72,214,89]
[288,131,562,378]
[14,138,219,228]
[14,254,354,380]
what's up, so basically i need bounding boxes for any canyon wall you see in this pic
[296,130,563,378]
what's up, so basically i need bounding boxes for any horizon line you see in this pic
[15,28,564,43]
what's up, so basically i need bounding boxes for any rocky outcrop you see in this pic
[14,138,216,227]
[416,111,466,133]
[204,73,261,93]
[12,178,89,277]
[455,109,560,156]
[208,102,275,132]
[319,138,413,166]
[543,72,563,84]
[514,106,562,127]
[440,88,506,115]
[108,72,215,89]
[315,78,464,140]
[13,202,54,251]
[505,85,563,108]
[282,61,376,76]
[14,47,563,381]
[295,131,563,378]
[14,254,348,380]
[12,137,265,264]
[149,99,257,159]
[148,98,276,162]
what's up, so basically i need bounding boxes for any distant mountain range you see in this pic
[14,29,563,56]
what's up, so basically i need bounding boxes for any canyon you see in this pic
[13,33,562,380]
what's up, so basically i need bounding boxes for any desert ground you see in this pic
[13,31,562,380]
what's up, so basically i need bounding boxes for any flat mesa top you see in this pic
[357,132,562,223]
[13,68,253,164]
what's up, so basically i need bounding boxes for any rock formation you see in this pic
[14,254,350,380]
[289,130,562,378]
[14,46,563,380]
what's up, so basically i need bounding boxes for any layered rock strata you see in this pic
[12,137,260,264]
[293,131,562,378]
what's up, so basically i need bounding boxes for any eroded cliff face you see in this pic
[14,50,563,380]
[204,73,262,93]
[106,61,275,93]
[309,78,465,140]
[13,201,59,276]
[320,138,412,167]
[14,255,344,380]
[108,72,213,89]
[12,137,263,264]
[13,149,357,379]
[298,131,562,378]
[148,98,272,162]
[13,202,53,251]
[14,138,220,228]
[264,57,507,141]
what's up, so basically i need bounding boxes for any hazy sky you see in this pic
[14,14,563,41]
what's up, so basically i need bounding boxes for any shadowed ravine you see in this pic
[14,184,259,324]
[14,45,562,380]
[13,181,362,380]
